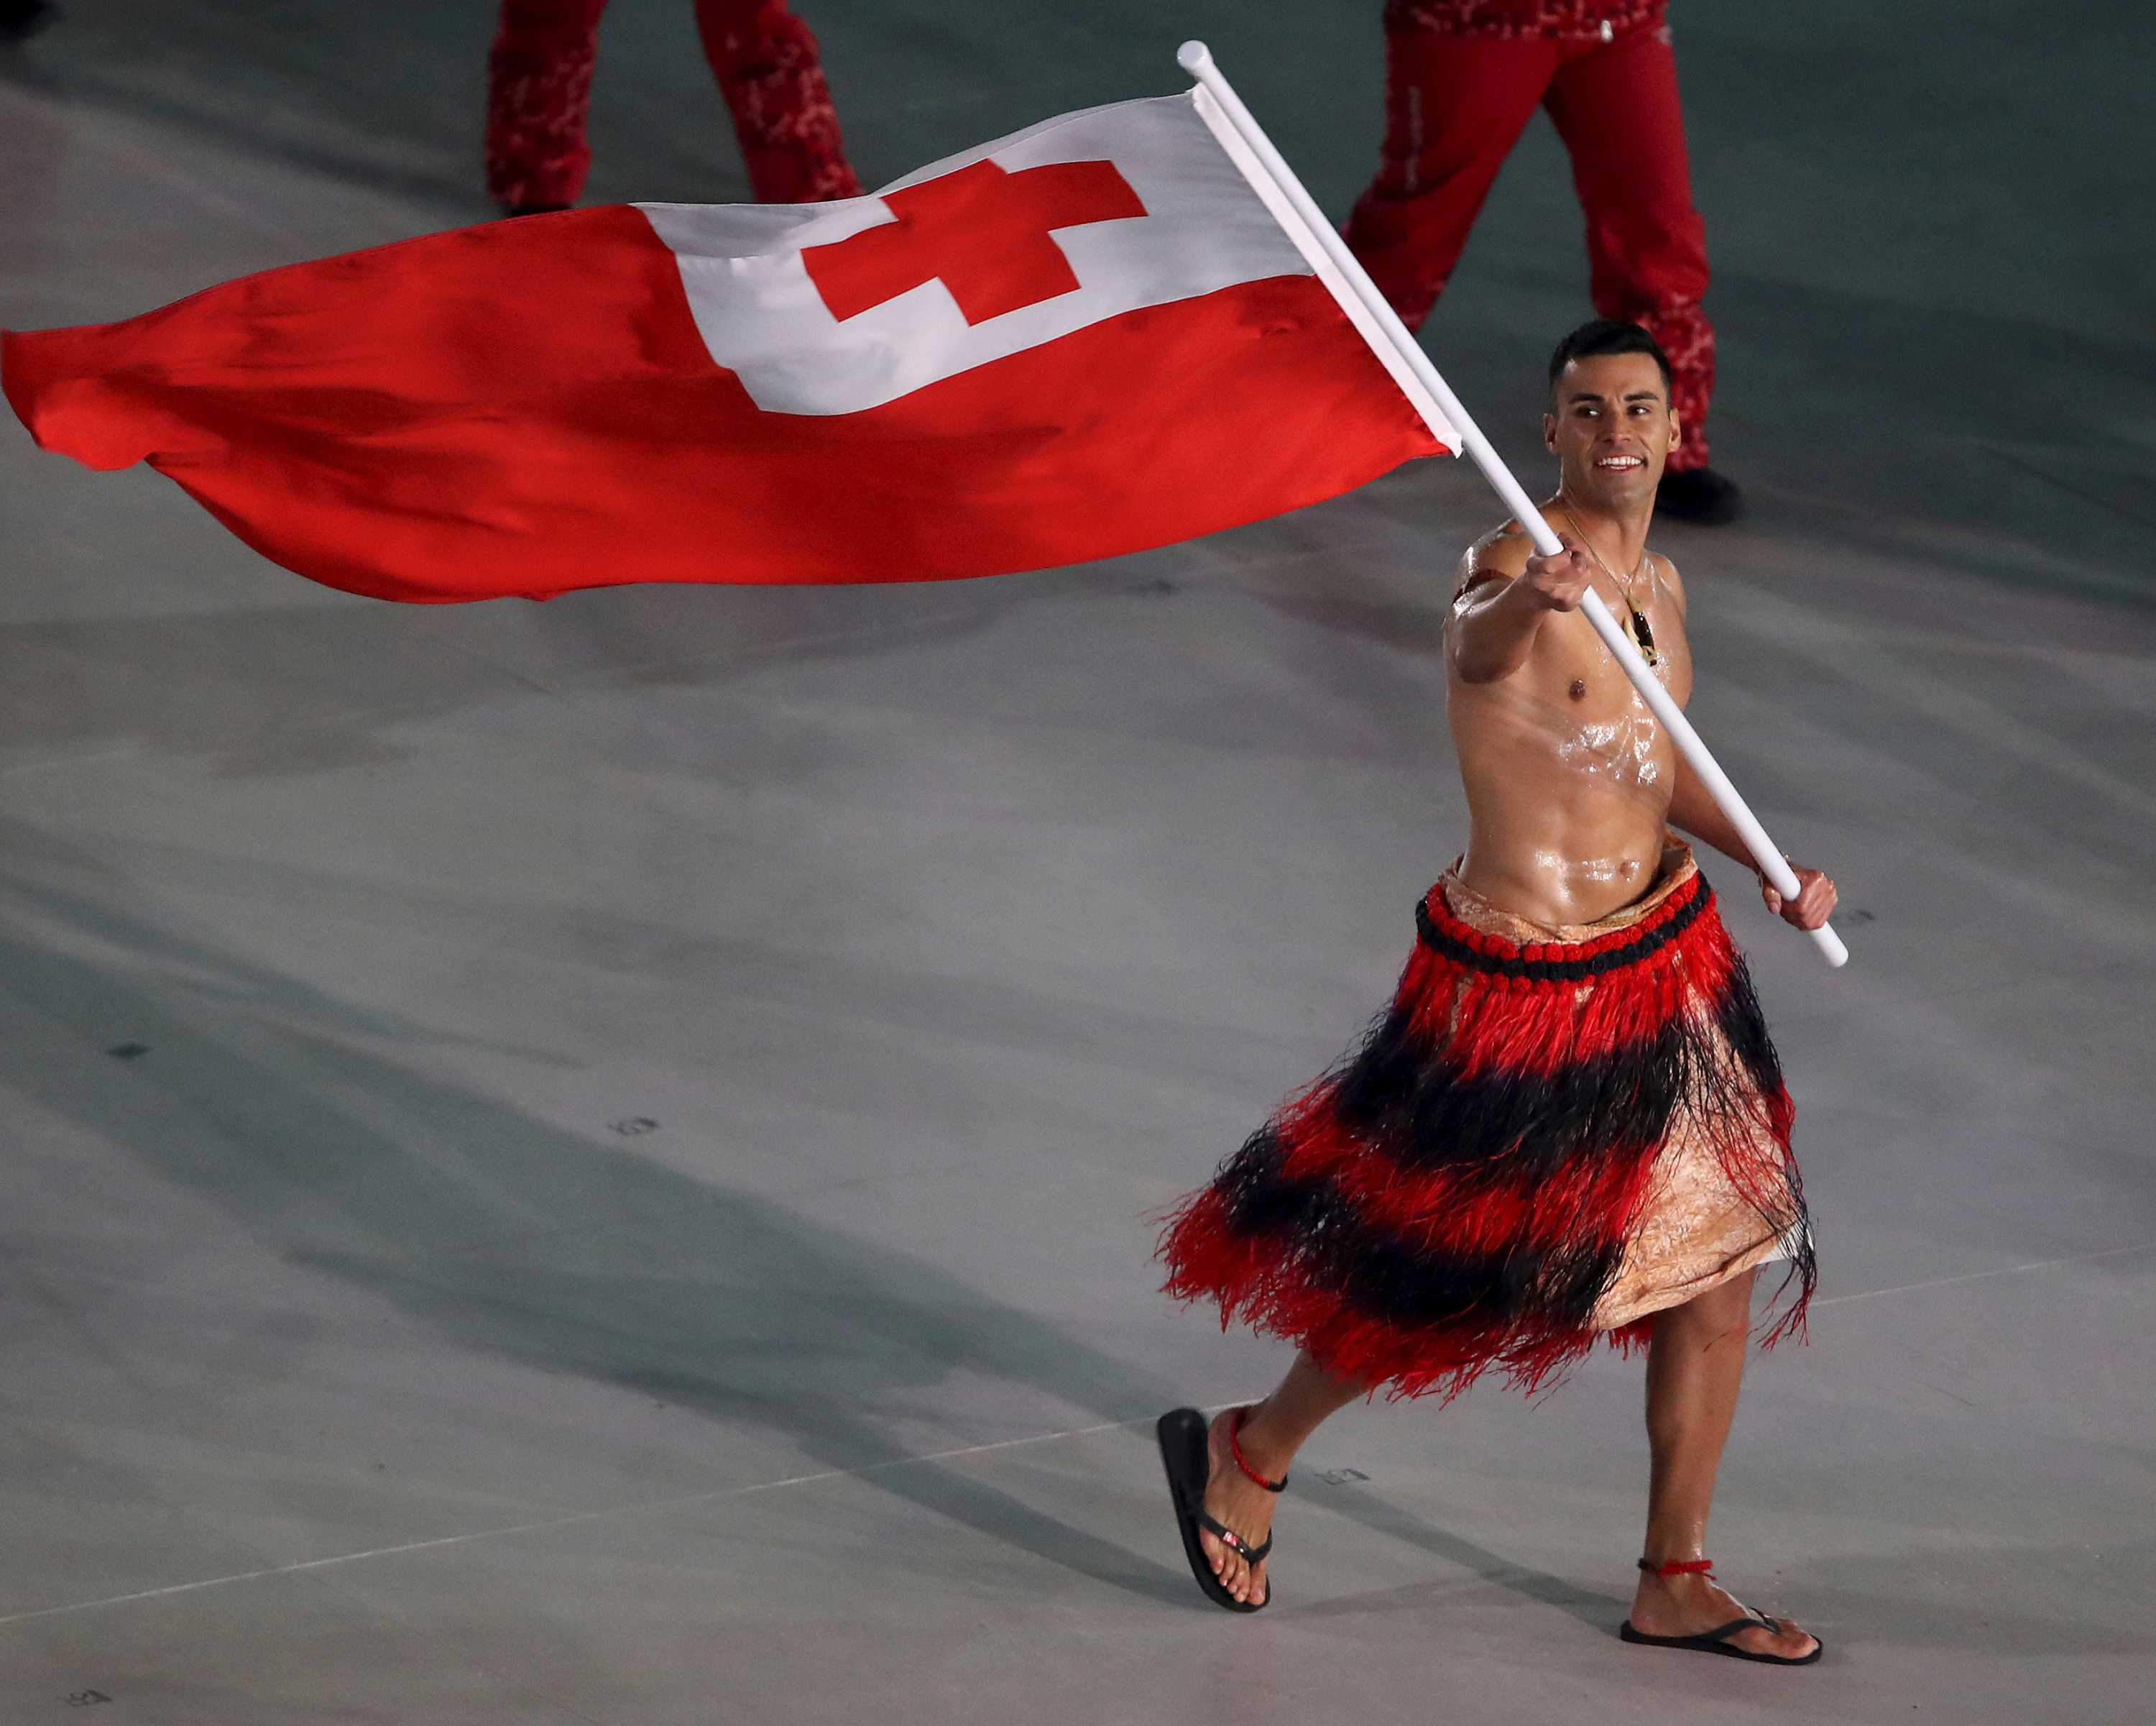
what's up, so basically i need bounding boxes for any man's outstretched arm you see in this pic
[1449,538,1594,684]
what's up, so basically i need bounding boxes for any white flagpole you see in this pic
[1179,40,1848,969]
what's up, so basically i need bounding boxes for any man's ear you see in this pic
[1542,411,1557,454]
[1669,411,1683,449]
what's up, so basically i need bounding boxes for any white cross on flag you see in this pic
[3,91,1455,603]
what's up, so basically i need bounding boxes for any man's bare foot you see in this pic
[1196,1409,1280,1607]
[1628,1565,1820,1661]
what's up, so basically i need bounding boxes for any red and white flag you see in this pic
[2,91,1454,603]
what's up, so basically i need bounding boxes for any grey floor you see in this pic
[3,3,2152,1722]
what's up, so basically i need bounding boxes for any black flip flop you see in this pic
[1620,1615,1824,1666]
[1156,1407,1276,1614]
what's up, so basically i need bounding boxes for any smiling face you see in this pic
[1543,352,1681,508]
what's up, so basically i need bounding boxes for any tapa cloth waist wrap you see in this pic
[1157,844,1815,1401]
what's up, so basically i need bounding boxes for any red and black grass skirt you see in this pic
[1158,855,1815,1400]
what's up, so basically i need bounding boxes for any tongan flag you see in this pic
[2,90,1454,603]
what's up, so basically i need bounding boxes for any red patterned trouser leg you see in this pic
[486,0,609,211]
[1346,14,1718,467]
[1343,32,1558,331]
[694,0,861,202]
[1544,24,1715,469]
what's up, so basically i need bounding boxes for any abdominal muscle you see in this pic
[1450,684,1678,928]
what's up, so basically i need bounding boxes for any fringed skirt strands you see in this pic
[1158,844,1815,1401]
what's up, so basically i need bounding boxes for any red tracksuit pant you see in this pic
[486,0,860,210]
[1344,17,1715,469]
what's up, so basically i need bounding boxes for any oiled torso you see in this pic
[1447,543,1692,926]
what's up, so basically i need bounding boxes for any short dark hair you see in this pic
[1547,319,1673,403]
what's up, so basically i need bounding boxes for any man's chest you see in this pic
[1534,595,1690,705]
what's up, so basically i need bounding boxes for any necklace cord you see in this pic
[1558,502,1658,666]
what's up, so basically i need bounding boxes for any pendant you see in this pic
[1630,607,1660,667]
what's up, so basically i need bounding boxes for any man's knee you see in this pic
[1664,1270,1754,1341]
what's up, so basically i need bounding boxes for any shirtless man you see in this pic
[1155,319,1834,1664]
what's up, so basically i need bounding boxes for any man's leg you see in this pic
[1194,1350,1367,1607]
[1342,26,1555,330]
[485,0,612,214]
[1542,22,1742,519]
[693,0,861,203]
[1629,1270,1819,1658]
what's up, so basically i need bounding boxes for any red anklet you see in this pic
[1639,1557,1715,1578]
[1228,1408,1289,1493]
